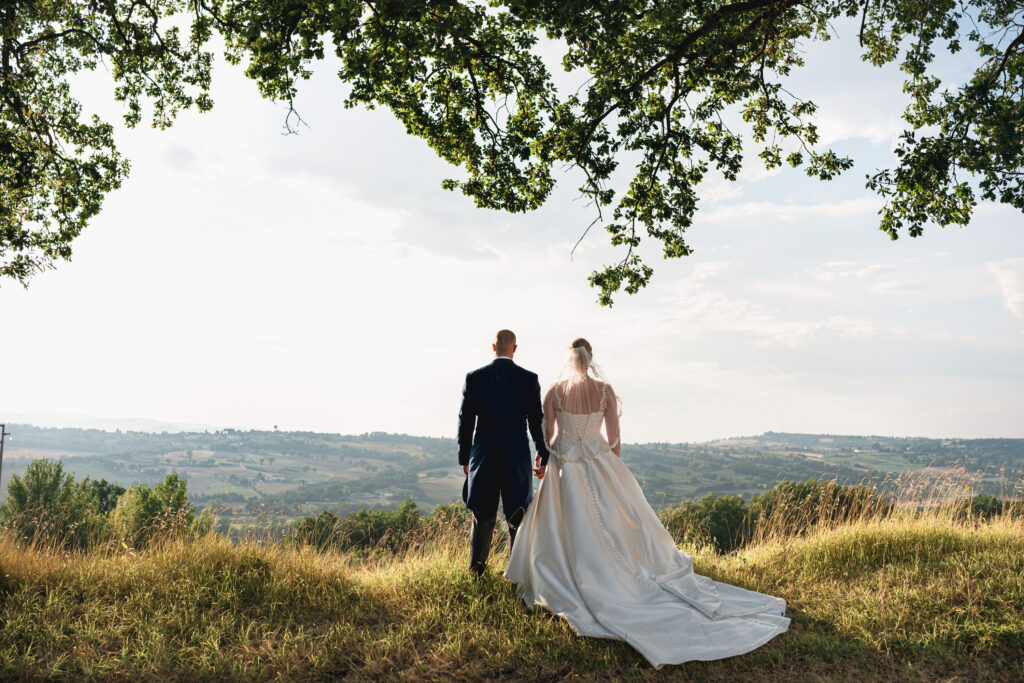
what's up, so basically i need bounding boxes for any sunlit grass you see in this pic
[1,497,1023,681]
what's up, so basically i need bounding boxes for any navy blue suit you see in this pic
[458,358,549,525]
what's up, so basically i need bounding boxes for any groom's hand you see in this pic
[462,464,469,476]
[533,456,546,480]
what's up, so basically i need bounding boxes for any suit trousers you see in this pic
[467,459,530,574]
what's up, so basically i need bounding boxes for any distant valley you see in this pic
[2,425,1021,533]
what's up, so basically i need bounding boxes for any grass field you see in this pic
[1,505,1022,681]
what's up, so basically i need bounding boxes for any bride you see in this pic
[504,338,790,668]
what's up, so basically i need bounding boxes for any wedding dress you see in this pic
[504,352,789,668]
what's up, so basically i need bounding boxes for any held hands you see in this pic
[463,460,545,478]
[533,456,546,480]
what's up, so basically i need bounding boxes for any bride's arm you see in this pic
[604,384,621,457]
[543,386,558,447]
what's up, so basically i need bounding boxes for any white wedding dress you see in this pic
[505,375,790,668]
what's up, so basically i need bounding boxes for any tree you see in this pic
[660,493,750,552]
[110,472,195,546]
[748,477,888,535]
[3,2,1022,303]
[87,478,127,515]
[290,498,423,554]
[958,493,1004,520]
[0,0,214,284]
[0,459,97,548]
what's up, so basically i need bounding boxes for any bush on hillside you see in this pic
[289,501,474,557]
[748,478,890,537]
[290,498,424,555]
[419,502,472,534]
[659,494,749,552]
[658,479,892,553]
[0,459,106,549]
[111,473,198,547]
[88,479,126,515]
[289,511,341,550]
[949,494,1022,521]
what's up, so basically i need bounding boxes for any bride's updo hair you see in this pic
[554,337,621,417]
[567,337,593,375]
[569,337,592,354]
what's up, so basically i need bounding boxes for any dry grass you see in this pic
[1,498,1023,681]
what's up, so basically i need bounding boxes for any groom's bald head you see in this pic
[494,329,517,357]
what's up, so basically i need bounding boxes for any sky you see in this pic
[1,20,1022,443]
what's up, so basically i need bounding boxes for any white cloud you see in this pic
[698,173,746,203]
[163,144,199,170]
[988,258,1024,319]
[699,196,879,225]
[662,260,905,348]
[868,279,925,295]
[813,109,905,147]
[803,261,924,296]
[807,261,894,282]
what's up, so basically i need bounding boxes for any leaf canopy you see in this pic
[2,1,1021,303]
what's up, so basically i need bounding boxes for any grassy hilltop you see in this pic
[1,508,1022,681]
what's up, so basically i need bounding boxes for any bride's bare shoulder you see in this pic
[544,381,564,397]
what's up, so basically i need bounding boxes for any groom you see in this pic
[458,329,549,576]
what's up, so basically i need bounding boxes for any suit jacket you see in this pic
[458,358,550,513]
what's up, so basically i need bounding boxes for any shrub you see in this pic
[290,499,432,555]
[290,511,344,551]
[659,494,750,553]
[111,473,195,547]
[421,502,472,534]
[659,479,893,553]
[0,459,102,549]
[748,478,889,539]
[950,494,1005,521]
[87,479,126,515]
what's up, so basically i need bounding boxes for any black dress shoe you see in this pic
[469,514,496,575]
[506,506,525,551]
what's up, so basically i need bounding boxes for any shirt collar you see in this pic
[494,356,514,361]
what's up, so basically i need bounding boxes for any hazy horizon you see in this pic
[3,413,1022,445]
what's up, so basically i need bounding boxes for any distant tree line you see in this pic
[659,480,1024,553]
[6,458,1022,556]
[285,479,1024,558]
[289,499,438,558]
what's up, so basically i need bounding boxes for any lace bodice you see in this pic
[544,379,620,462]
[556,411,607,442]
